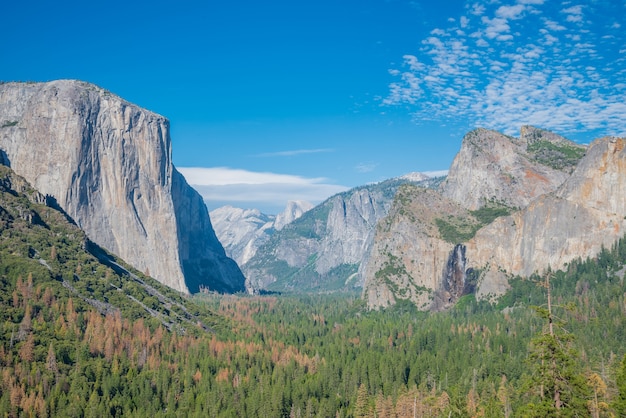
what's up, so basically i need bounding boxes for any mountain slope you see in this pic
[362,127,606,310]
[0,163,219,333]
[468,135,626,299]
[210,206,276,266]
[210,200,313,267]
[243,174,441,293]
[0,80,244,293]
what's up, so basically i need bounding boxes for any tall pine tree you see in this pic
[519,273,590,416]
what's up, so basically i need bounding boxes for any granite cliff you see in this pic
[363,126,607,310]
[440,126,584,210]
[0,80,245,293]
[468,135,626,300]
[243,174,439,293]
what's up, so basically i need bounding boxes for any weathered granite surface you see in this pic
[0,80,244,293]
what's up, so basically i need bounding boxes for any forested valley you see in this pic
[0,162,625,417]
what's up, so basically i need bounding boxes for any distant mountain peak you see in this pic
[274,200,314,231]
[397,172,431,182]
[211,200,313,267]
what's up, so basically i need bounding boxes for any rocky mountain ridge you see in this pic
[363,126,622,310]
[468,135,626,300]
[0,80,245,294]
[210,200,313,266]
[242,174,443,293]
[440,126,584,210]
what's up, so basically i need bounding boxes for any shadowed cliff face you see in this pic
[0,80,245,294]
[171,169,245,293]
[431,244,476,311]
[443,244,468,299]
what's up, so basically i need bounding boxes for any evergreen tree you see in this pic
[518,273,590,416]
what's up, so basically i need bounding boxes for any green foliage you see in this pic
[436,201,512,244]
[435,216,480,243]
[518,283,590,416]
[1,163,625,416]
[470,202,511,224]
[527,140,586,170]
[1,120,18,128]
[279,204,330,240]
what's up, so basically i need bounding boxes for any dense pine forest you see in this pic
[0,163,625,416]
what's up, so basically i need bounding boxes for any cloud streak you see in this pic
[178,167,348,212]
[383,0,626,138]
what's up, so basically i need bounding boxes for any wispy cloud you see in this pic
[178,167,348,212]
[253,148,334,158]
[561,5,584,23]
[383,0,626,138]
[355,162,379,173]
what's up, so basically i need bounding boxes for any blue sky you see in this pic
[2,0,625,214]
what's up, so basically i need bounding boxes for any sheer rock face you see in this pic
[362,187,457,310]
[243,185,396,292]
[468,136,626,299]
[440,127,582,210]
[316,188,389,276]
[0,80,245,294]
[274,200,313,231]
[363,128,625,311]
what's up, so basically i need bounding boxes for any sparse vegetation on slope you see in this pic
[436,201,512,244]
[528,139,586,170]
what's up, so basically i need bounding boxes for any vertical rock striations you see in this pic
[0,80,245,293]
[468,136,626,299]
[241,176,439,293]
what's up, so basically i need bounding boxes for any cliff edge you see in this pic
[0,80,245,293]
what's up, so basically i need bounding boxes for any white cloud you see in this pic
[482,16,511,39]
[496,4,526,20]
[383,0,626,139]
[561,5,584,23]
[469,3,486,16]
[178,167,349,211]
[178,167,327,186]
[355,162,379,173]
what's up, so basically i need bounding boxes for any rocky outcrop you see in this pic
[440,127,584,210]
[210,206,275,266]
[0,80,245,293]
[362,127,625,311]
[243,176,439,293]
[274,200,313,231]
[362,187,455,309]
[468,136,626,299]
[210,200,312,267]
